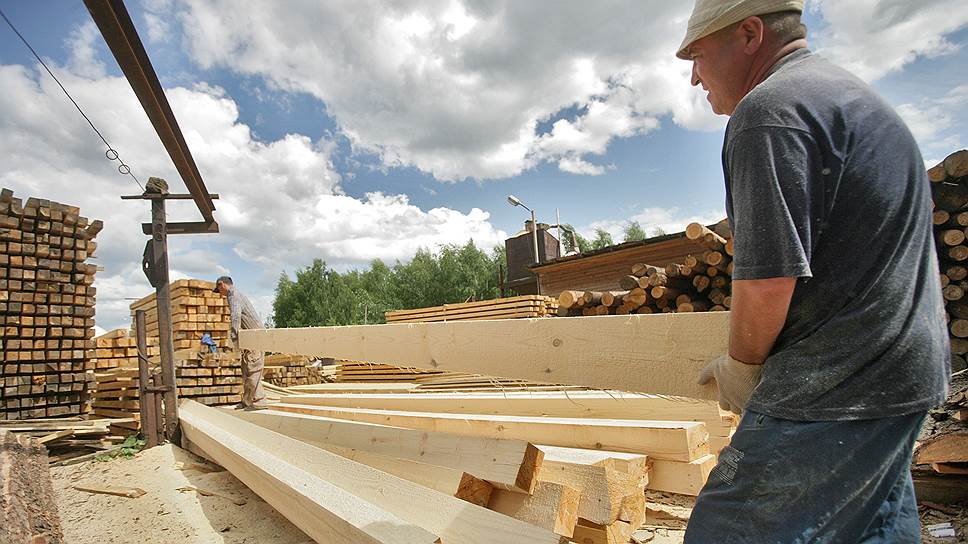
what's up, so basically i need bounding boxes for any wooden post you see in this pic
[134,310,158,448]
[149,197,179,441]
[151,373,165,446]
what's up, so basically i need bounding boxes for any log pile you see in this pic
[128,279,230,351]
[385,295,559,323]
[0,188,101,420]
[558,221,733,317]
[931,150,968,367]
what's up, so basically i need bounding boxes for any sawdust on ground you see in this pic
[50,444,312,544]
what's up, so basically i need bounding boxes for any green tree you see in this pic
[591,228,615,250]
[561,224,591,253]
[622,220,647,242]
[650,226,667,237]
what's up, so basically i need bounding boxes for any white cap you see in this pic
[677,0,805,59]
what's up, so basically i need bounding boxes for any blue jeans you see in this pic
[684,410,926,544]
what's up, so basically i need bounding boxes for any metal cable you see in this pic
[0,7,144,191]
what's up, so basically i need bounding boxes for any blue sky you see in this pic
[1,0,967,330]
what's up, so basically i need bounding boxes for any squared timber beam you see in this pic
[178,400,565,544]
[226,408,543,493]
[239,312,728,400]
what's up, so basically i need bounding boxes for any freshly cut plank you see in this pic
[178,401,438,543]
[537,446,648,525]
[488,481,581,538]
[287,383,420,393]
[179,400,564,544]
[916,431,968,464]
[281,391,735,437]
[272,403,709,461]
[239,312,728,400]
[228,408,542,493]
[571,519,634,544]
[649,454,717,496]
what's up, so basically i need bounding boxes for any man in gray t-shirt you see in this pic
[676,0,949,542]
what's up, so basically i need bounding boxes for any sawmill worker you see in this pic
[677,0,950,542]
[213,276,268,411]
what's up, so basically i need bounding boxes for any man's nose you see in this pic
[690,63,701,87]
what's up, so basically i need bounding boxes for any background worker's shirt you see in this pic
[228,287,264,339]
[724,49,950,421]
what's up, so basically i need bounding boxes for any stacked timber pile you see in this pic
[263,353,316,387]
[324,361,585,392]
[92,351,244,430]
[128,279,230,351]
[182,386,729,542]
[0,417,129,463]
[931,150,968,371]
[385,295,558,323]
[89,328,160,371]
[0,188,101,420]
[558,221,733,317]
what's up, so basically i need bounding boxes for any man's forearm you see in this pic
[729,277,797,364]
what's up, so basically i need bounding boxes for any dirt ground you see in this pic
[50,444,312,544]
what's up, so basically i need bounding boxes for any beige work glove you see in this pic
[697,354,763,415]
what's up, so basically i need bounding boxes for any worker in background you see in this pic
[213,276,267,411]
[677,0,950,541]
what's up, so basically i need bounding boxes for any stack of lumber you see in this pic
[263,353,315,387]
[128,279,230,351]
[0,416,129,462]
[327,361,587,393]
[92,351,244,429]
[930,150,968,363]
[385,295,559,323]
[331,361,450,383]
[182,388,721,542]
[0,188,101,420]
[558,222,733,317]
[89,328,159,371]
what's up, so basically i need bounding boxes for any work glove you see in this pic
[697,354,763,415]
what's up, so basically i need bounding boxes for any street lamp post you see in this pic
[506,195,540,265]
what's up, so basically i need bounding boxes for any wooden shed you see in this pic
[531,231,712,298]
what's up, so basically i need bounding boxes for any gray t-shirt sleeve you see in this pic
[725,125,818,280]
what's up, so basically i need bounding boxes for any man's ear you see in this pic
[738,16,766,55]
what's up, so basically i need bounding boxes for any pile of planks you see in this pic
[183,389,726,543]
[914,373,968,479]
[263,353,316,387]
[0,416,129,463]
[92,351,244,430]
[930,150,968,368]
[558,222,733,317]
[128,279,230,351]
[89,328,159,371]
[0,188,101,420]
[325,361,588,393]
[385,295,559,323]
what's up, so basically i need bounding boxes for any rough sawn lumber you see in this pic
[239,312,728,400]
[227,408,543,493]
[272,403,709,461]
[178,400,564,544]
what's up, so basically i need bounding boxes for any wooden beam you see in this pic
[649,454,717,496]
[239,312,728,400]
[280,391,735,437]
[272,403,709,461]
[537,446,648,525]
[488,481,581,538]
[570,519,634,544]
[179,400,565,544]
[178,401,437,543]
[227,408,542,493]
